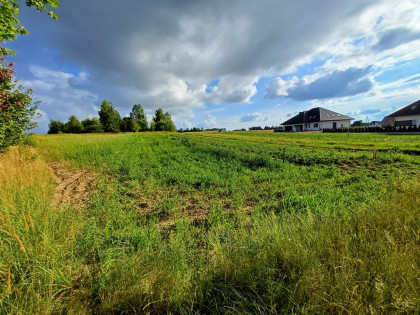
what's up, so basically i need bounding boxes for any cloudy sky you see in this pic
[7,0,420,132]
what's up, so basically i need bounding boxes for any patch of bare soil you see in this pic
[156,202,209,230]
[49,162,97,208]
[136,189,211,229]
[132,186,255,230]
[336,160,382,172]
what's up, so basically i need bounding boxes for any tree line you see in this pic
[249,125,283,131]
[48,100,176,134]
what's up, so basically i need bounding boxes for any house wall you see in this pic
[303,122,321,131]
[284,120,352,132]
[394,115,420,127]
[320,120,351,129]
[283,123,321,132]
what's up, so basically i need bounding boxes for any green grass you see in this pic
[1,132,419,313]
[222,131,420,152]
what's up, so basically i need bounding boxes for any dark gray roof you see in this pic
[388,99,420,117]
[380,116,395,125]
[281,107,353,125]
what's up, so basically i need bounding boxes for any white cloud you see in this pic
[207,75,258,104]
[204,114,217,128]
[23,67,99,127]
[240,112,268,122]
[265,76,299,98]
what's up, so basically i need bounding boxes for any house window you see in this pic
[314,123,318,128]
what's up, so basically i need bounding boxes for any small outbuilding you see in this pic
[281,107,353,132]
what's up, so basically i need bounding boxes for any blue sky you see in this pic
[6,0,420,132]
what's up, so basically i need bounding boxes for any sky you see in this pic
[6,0,420,133]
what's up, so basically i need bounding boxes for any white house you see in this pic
[281,107,353,132]
[369,121,381,128]
[381,99,420,128]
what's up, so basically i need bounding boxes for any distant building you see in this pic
[369,121,381,128]
[281,107,353,132]
[380,116,395,127]
[351,120,367,127]
[381,99,420,128]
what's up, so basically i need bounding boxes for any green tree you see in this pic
[152,108,176,132]
[81,117,103,133]
[120,117,129,132]
[48,119,64,134]
[0,58,38,151]
[163,112,176,132]
[130,104,148,131]
[121,117,141,132]
[128,118,140,132]
[98,100,121,132]
[1,0,58,55]
[64,115,83,133]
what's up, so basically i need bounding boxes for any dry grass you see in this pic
[0,146,54,206]
[0,147,83,314]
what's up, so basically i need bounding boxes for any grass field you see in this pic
[1,132,419,313]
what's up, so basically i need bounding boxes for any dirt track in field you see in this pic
[49,162,97,208]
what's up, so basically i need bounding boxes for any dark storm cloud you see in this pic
[268,67,374,101]
[373,28,420,52]
[10,0,378,109]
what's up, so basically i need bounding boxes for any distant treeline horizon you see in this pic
[48,100,176,134]
[178,125,283,133]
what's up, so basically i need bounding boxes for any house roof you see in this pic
[281,107,353,125]
[388,99,420,117]
[380,116,395,125]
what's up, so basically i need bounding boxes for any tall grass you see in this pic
[61,179,419,314]
[0,147,85,313]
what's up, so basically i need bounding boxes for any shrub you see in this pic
[64,115,84,133]
[48,120,65,134]
[0,57,38,152]
[81,117,103,133]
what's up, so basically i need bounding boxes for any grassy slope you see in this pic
[0,132,419,313]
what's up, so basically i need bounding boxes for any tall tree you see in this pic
[163,112,176,132]
[120,117,129,132]
[129,104,148,131]
[98,100,121,132]
[152,108,164,131]
[152,108,176,132]
[128,118,140,132]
